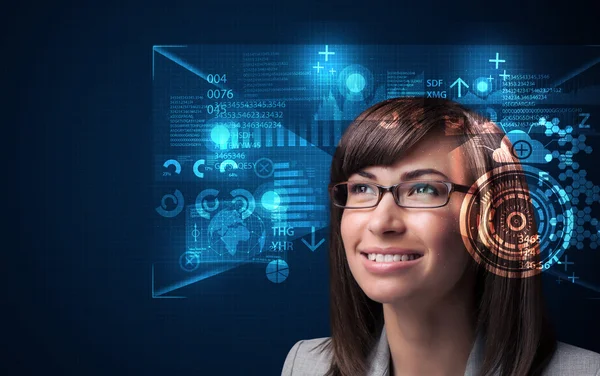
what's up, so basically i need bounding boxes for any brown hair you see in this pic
[315,97,557,376]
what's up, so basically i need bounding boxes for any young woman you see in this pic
[282,98,600,376]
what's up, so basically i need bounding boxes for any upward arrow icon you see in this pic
[450,77,469,98]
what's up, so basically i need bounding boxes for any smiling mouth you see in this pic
[360,252,423,263]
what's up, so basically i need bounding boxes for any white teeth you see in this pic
[365,253,421,262]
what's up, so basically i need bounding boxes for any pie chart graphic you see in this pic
[266,259,289,283]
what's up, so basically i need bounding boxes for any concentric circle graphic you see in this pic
[337,64,373,102]
[460,165,574,278]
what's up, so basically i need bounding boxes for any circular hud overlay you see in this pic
[460,165,575,278]
[337,64,374,102]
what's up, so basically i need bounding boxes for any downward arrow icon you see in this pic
[301,226,325,252]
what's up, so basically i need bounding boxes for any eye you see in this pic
[408,183,439,196]
[349,183,376,195]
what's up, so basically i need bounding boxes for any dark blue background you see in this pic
[10,1,600,375]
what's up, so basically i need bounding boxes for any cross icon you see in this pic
[558,255,574,271]
[180,251,200,271]
[515,143,529,156]
[489,52,506,69]
[185,255,196,266]
[499,70,510,81]
[318,45,335,61]
[568,272,579,283]
[313,61,324,73]
[258,161,272,174]
[329,68,336,75]
[488,75,494,81]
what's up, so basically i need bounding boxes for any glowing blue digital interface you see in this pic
[151,44,600,298]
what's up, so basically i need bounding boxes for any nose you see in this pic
[366,189,408,235]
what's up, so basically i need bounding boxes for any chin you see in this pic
[358,279,419,304]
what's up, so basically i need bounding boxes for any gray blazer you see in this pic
[282,325,600,375]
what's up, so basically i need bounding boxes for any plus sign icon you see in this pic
[511,140,533,160]
[493,130,552,165]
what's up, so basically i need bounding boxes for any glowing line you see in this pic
[544,268,600,293]
[497,122,507,134]
[153,46,223,87]
[551,56,600,87]
[151,264,185,299]
[152,46,188,80]
[153,262,241,297]
[527,122,535,135]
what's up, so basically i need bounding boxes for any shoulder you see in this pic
[542,341,600,376]
[281,336,333,376]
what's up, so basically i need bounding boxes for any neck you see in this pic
[384,273,477,376]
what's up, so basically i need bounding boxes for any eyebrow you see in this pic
[355,168,450,181]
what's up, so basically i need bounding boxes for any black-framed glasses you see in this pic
[328,180,472,209]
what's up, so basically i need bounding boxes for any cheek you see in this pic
[418,208,465,256]
[340,211,374,261]
[340,206,467,258]
[340,211,360,249]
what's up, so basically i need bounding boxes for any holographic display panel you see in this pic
[152,44,600,298]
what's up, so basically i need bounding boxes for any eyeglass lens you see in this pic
[332,181,450,208]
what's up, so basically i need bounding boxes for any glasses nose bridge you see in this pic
[377,184,401,205]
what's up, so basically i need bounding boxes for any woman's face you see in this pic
[340,129,476,307]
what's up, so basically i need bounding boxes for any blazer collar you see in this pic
[366,325,485,376]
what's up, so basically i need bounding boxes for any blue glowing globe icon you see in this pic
[207,208,266,259]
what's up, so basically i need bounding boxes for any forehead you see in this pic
[349,131,471,183]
